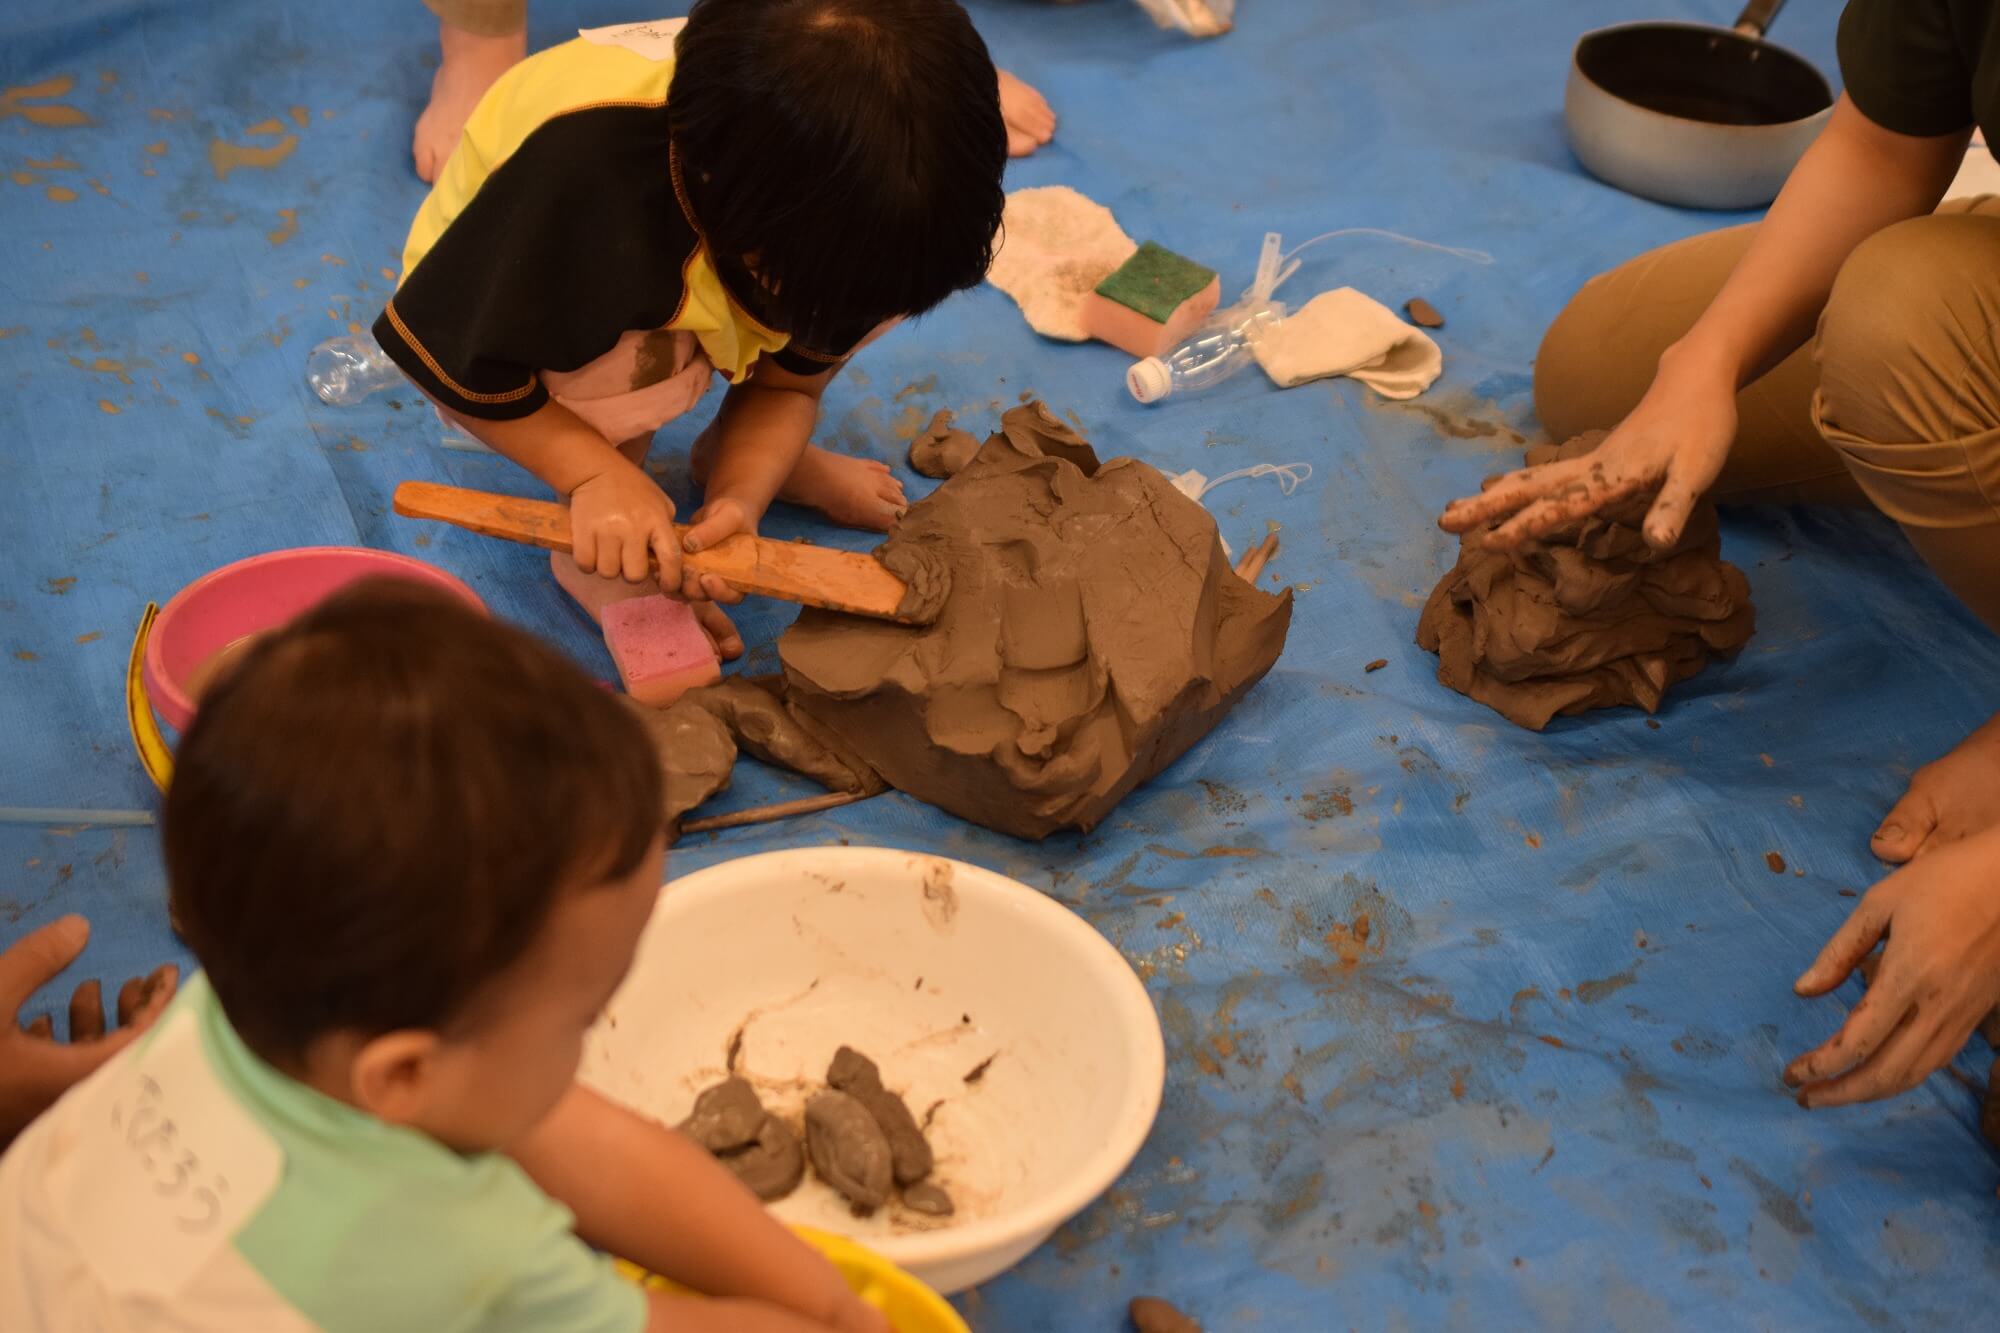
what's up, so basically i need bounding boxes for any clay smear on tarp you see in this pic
[623,679,880,842]
[780,401,1292,840]
[1417,431,1754,731]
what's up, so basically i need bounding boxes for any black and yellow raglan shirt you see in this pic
[373,31,849,422]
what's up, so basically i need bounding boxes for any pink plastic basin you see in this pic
[143,547,485,733]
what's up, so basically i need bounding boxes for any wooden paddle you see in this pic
[391,481,917,622]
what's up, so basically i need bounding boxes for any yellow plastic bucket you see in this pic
[616,1226,968,1333]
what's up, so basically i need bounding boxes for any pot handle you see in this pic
[1734,0,1786,39]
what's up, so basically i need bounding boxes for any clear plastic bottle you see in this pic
[1126,300,1285,405]
[306,334,402,406]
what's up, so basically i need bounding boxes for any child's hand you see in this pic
[676,496,758,606]
[825,1292,891,1333]
[569,457,683,593]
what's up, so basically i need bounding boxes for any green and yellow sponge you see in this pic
[1081,241,1222,357]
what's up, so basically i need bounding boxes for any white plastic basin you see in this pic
[580,847,1166,1295]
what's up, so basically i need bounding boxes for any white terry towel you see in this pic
[1252,288,1443,400]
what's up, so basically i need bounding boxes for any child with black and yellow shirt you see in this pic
[376,0,1006,652]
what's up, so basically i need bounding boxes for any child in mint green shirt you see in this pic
[0,580,884,1333]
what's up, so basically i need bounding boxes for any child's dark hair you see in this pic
[164,579,664,1064]
[671,0,1007,353]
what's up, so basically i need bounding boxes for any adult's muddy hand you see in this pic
[1784,824,2000,1108]
[1439,355,1738,551]
[1,915,178,1143]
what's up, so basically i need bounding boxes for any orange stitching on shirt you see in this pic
[782,344,844,364]
[383,299,540,405]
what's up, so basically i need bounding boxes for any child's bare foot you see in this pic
[550,550,654,625]
[691,601,744,661]
[998,69,1054,158]
[1871,710,2000,862]
[778,446,908,532]
[690,425,907,533]
[551,552,744,660]
[413,23,526,183]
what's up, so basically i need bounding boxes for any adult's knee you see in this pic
[1816,214,2000,445]
[1533,226,1755,444]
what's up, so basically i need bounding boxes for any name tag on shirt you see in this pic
[56,1007,283,1298]
[579,18,689,62]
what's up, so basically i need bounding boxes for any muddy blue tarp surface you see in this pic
[4,0,1998,1327]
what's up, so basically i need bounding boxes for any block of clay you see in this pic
[603,595,721,707]
[780,401,1292,840]
[1416,432,1754,730]
[1080,241,1221,358]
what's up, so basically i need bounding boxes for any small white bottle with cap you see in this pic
[1126,300,1285,404]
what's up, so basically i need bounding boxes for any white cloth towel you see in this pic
[1252,287,1442,400]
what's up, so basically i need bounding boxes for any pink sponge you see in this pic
[602,595,721,707]
[1079,241,1222,358]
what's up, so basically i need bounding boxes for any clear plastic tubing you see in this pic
[306,334,402,406]
[1127,301,1285,405]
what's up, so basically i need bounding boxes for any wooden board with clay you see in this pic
[391,481,918,623]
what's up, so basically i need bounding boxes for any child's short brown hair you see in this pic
[164,579,664,1064]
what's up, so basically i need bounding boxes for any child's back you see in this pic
[0,582,880,1333]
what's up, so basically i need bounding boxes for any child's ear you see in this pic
[349,1030,443,1125]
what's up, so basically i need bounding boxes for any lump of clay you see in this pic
[901,1181,954,1217]
[621,695,737,838]
[623,678,881,842]
[679,1077,805,1202]
[678,1077,766,1153]
[909,410,980,480]
[1416,431,1754,731]
[1129,1296,1204,1333]
[688,676,881,797]
[826,1045,933,1186]
[779,401,1293,840]
[805,1091,894,1214]
[724,1114,806,1202]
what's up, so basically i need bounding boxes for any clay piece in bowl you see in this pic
[827,1045,934,1186]
[678,1076,806,1202]
[805,1090,895,1215]
[1416,431,1755,730]
[780,401,1293,840]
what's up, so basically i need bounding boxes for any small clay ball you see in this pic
[723,1114,806,1202]
[679,1077,767,1153]
[1129,1296,1204,1333]
[901,1181,955,1217]
[805,1091,894,1213]
[1404,296,1444,328]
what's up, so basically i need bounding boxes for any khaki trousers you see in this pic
[425,0,525,38]
[1534,197,2000,633]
